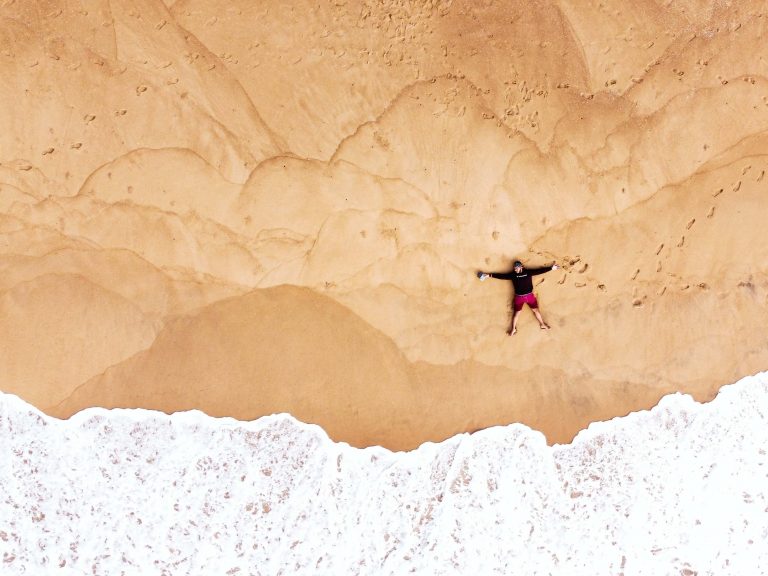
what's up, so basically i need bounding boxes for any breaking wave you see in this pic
[1,372,767,575]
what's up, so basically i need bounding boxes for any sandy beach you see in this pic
[1,0,767,450]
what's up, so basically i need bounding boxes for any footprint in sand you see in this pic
[677,236,685,248]
[631,268,640,281]
[707,206,715,218]
[713,188,724,197]
[757,170,765,182]
[655,243,665,256]
[686,218,695,230]
[732,181,741,192]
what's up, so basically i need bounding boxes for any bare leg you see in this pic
[507,310,520,335]
[532,308,550,329]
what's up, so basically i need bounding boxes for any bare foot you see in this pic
[506,327,517,336]
[540,324,550,330]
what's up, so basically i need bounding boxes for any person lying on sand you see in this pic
[477,260,559,335]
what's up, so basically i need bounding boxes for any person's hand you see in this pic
[552,264,559,270]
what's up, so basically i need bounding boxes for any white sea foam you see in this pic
[1,373,767,575]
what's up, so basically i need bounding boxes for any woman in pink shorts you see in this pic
[477,260,559,335]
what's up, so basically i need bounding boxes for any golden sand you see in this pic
[1,0,767,450]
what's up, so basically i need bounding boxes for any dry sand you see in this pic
[1,0,767,450]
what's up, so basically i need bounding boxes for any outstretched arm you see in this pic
[478,270,515,280]
[528,264,559,276]
[488,271,516,280]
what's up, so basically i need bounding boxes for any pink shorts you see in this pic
[514,292,538,312]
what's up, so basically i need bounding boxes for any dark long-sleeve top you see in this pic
[489,266,553,295]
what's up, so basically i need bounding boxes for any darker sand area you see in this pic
[1,0,767,450]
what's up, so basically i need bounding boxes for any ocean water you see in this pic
[1,373,767,576]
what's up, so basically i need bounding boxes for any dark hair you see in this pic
[513,260,523,267]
